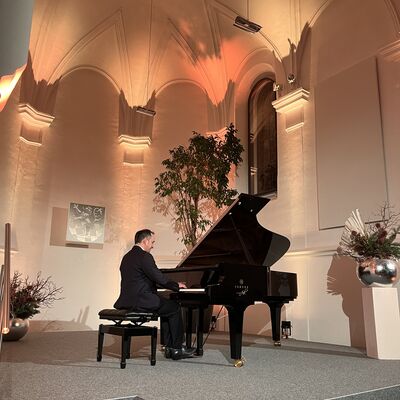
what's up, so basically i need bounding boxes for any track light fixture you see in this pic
[287,74,296,84]
[136,106,156,117]
[273,82,282,92]
[233,1,261,33]
[233,16,261,33]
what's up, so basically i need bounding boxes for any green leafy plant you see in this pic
[154,123,244,248]
[10,271,63,319]
[338,205,400,261]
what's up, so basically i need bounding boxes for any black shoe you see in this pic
[165,345,195,359]
[166,346,196,360]
[164,347,172,359]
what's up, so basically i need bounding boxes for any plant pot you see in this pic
[357,258,399,287]
[2,318,29,341]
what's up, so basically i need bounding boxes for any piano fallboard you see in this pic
[160,264,297,303]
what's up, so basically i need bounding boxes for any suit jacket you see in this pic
[114,245,179,311]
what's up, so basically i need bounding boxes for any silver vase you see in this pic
[357,258,399,287]
[2,318,30,341]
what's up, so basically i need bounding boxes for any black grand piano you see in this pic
[160,193,297,367]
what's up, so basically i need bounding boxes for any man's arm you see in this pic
[142,253,179,291]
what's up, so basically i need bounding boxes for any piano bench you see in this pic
[97,309,158,369]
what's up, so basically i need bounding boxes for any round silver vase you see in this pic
[357,258,399,287]
[3,318,30,341]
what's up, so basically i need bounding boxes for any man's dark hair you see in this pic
[134,229,154,244]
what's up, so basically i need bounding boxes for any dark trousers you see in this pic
[156,296,183,349]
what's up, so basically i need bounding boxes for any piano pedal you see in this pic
[210,316,217,331]
[233,357,245,368]
[274,341,281,347]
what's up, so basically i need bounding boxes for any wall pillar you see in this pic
[272,88,310,248]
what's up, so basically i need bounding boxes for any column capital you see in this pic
[272,88,310,134]
[18,103,54,128]
[272,88,310,114]
[378,40,400,62]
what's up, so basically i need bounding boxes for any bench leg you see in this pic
[121,331,130,369]
[97,324,104,362]
[150,327,157,366]
[126,336,131,359]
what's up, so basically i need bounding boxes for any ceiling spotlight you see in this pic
[136,106,156,117]
[233,16,261,33]
[287,74,296,84]
[273,82,282,92]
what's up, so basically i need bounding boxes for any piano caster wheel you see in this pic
[274,341,281,347]
[234,358,244,368]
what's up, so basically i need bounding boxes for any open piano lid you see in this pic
[177,193,290,268]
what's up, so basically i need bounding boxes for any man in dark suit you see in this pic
[114,229,195,360]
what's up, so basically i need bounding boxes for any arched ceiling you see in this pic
[27,0,400,108]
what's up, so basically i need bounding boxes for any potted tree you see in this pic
[154,123,244,333]
[154,123,244,249]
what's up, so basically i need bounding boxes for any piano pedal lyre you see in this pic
[233,357,245,368]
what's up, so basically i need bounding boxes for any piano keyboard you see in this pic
[157,288,206,293]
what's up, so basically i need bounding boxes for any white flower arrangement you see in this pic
[338,205,400,261]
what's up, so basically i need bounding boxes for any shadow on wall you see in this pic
[19,53,60,115]
[243,303,275,337]
[30,306,92,332]
[119,89,155,137]
[277,23,311,96]
[327,255,365,349]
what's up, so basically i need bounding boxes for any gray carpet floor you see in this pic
[1,330,400,400]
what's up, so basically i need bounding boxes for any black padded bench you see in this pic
[97,309,158,369]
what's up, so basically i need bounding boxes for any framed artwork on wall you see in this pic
[66,203,106,244]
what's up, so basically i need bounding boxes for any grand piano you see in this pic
[160,193,297,367]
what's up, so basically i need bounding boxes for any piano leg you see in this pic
[196,307,204,356]
[225,304,248,367]
[266,301,284,346]
[185,307,193,349]
[183,306,204,355]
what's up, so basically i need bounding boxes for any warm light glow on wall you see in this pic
[118,135,151,166]
[193,39,262,107]
[0,64,26,112]
[18,103,55,128]
[118,135,151,149]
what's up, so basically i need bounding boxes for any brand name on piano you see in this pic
[234,284,249,296]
